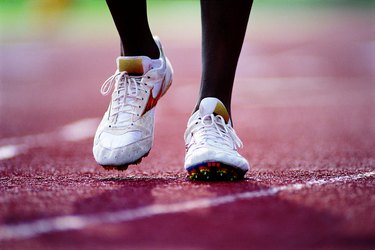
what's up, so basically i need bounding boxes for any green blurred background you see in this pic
[1,0,374,45]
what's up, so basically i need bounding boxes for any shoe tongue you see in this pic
[113,56,152,123]
[117,56,152,76]
[199,97,230,124]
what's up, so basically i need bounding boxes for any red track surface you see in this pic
[1,6,374,249]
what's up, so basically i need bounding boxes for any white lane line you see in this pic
[0,145,27,161]
[59,118,100,142]
[0,118,100,161]
[0,171,373,241]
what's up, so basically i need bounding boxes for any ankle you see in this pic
[193,97,232,118]
[121,41,160,59]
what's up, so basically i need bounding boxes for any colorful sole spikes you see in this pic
[187,162,246,181]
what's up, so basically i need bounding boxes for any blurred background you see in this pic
[0,0,374,140]
[1,0,374,45]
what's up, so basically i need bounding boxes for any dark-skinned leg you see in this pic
[196,0,253,117]
[106,0,159,59]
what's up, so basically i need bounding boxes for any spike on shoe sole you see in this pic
[186,162,246,181]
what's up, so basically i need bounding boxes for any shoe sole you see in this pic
[101,151,150,171]
[186,162,247,181]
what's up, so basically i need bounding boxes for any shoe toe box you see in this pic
[93,130,152,166]
[99,131,142,149]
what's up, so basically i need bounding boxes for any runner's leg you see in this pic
[196,0,253,116]
[106,0,159,58]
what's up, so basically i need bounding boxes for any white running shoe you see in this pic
[93,37,173,170]
[184,97,250,180]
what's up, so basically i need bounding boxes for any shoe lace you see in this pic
[187,114,243,150]
[100,71,147,125]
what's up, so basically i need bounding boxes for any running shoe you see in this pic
[93,37,173,170]
[184,97,250,180]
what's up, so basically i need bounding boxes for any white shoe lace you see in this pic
[100,71,148,125]
[186,114,243,150]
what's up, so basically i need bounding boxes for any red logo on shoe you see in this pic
[141,86,163,116]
